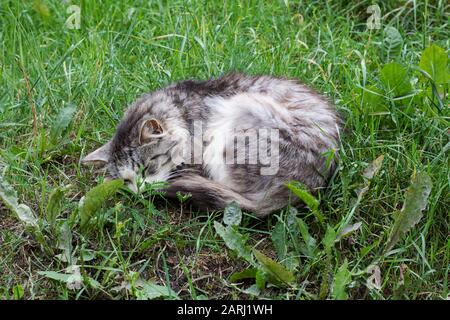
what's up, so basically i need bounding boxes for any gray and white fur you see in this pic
[82,73,342,217]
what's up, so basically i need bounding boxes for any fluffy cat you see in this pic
[82,73,341,216]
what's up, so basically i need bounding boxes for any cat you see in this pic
[82,73,342,217]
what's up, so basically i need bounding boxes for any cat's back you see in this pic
[170,73,339,126]
[171,72,321,99]
[171,73,340,145]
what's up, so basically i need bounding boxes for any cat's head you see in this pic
[82,116,181,192]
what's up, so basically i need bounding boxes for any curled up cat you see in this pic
[82,73,342,217]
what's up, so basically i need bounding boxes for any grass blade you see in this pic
[0,172,38,227]
[214,221,254,264]
[332,259,351,300]
[286,181,324,224]
[79,179,124,230]
[253,249,295,287]
[385,172,432,253]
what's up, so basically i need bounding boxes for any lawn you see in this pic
[0,0,448,300]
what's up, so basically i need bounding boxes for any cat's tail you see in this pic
[166,174,276,217]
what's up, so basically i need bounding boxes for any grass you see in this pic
[0,0,448,300]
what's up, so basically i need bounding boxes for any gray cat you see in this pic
[82,73,342,216]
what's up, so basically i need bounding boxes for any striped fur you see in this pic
[82,73,342,217]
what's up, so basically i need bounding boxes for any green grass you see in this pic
[0,0,449,300]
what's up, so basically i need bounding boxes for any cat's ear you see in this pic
[82,141,111,165]
[139,118,165,145]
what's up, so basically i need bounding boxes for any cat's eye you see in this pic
[150,154,161,161]
[140,164,154,176]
